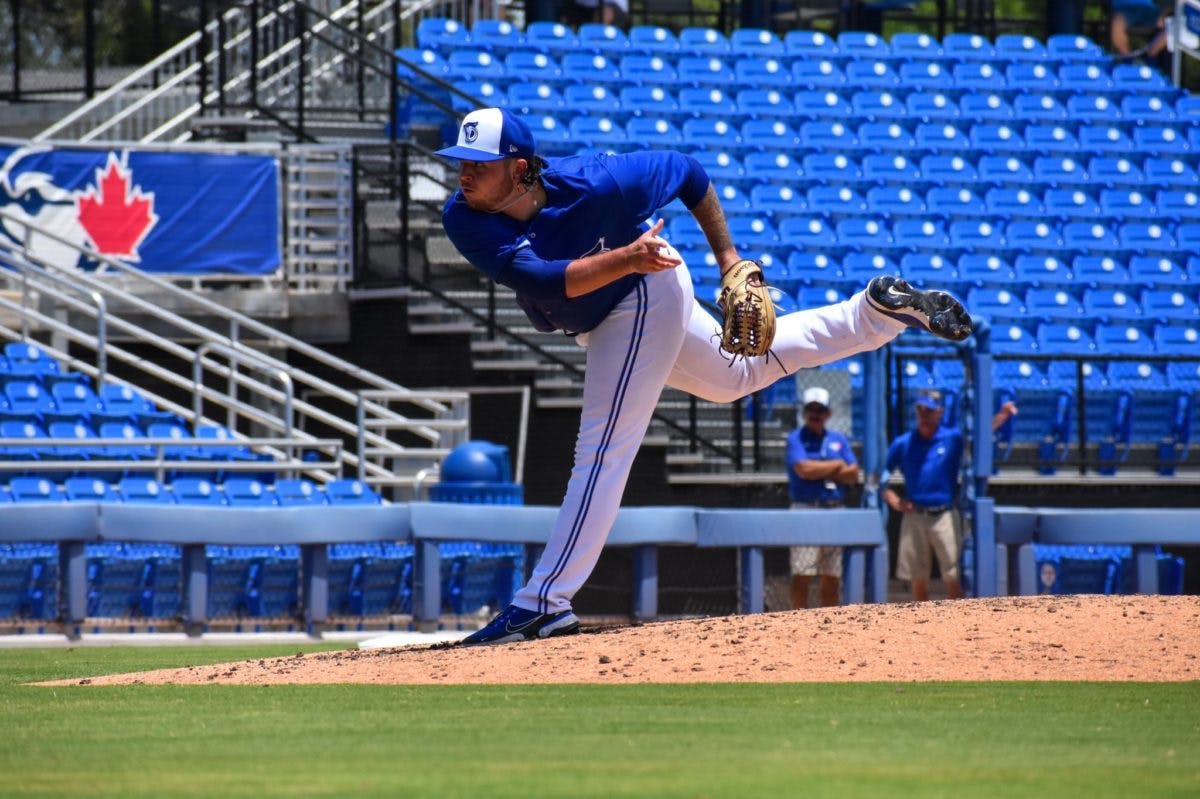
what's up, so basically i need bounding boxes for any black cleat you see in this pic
[459,604,581,646]
[865,275,973,342]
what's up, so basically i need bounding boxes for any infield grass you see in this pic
[1,645,1197,798]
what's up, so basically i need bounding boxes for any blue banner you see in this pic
[0,145,280,276]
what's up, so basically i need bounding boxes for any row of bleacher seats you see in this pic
[417,20,1113,65]
[0,476,382,505]
[967,286,1199,324]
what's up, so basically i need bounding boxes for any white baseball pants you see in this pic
[513,261,907,614]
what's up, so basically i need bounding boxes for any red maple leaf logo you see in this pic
[77,153,157,259]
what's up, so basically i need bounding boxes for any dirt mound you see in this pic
[46,595,1200,686]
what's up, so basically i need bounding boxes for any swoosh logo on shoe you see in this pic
[503,616,542,635]
[886,286,906,298]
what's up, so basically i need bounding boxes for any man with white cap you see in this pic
[435,107,972,644]
[786,386,859,608]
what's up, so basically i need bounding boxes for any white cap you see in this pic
[802,387,830,409]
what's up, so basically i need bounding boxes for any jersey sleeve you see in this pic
[838,432,858,465]
[785,430,805,466]
[442,196,569,302]
[600,151,710,218]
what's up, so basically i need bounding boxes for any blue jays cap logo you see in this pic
[463,121,480,143]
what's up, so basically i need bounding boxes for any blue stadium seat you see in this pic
[990,323,1039,354]
[628,25,680,54]
[784,29,838,60]
[861,153,920,184]
[1179,224,1200,252]
[563,84,622,118]
[1037,322,1095,355]
[1072,255,1130,287]
[891,31,942,60]
[737,88,792,118]
[1063,221,1122,253]
[1007,220,1065,252]
[1121,94,1176,123]
[797,286,849,309]
[1106,360,1167,389]
[731,27,784,56]
[892,219,949,250]
[618,55,679,86]
[739,149,796,179]
[1129,255,1189,287]
[505,82,565,116]
[841,252,898,283]
[749,184,806,217]
[394,46,448,79]
[1032,155,1088,186]
[836,217,893,250]
[98,421,156,463]
[1081,288,1143,322]
[1087,156,1145,186]
[726,215,778,249]
[915,122,971,151]
[778,216,838,249]
[967,287,1022,323]
[1043,188,1101,220]
[1005,62,1058,92]
[1111,63,1172,93]
[836,31,889,59]
[1015,92,1070,121]
[626,117,683,148]
[4,380,55,417]
[921,155,979,186]
[994,358,1047,389]
[1025,287,1083,322]
[942,32,995,61]
[1066,93,1120,124]
[959,92,1016,121]
[1119,221,1176,255]
[794,89,854,119]
[740,119,799,150]
[1176,94,1200,120]
[524,21,578,55]
[801,152,862,183]
[578,22,630,55]
[1099,188,1156,220]
[957,253,1012,286]
[791,59,847,89]
[1077,123,1134,154]
[1024,124,1080,154]
[986,187,1043,218]
[953,62,1005,92]
[568,115,626,148]
[978,155,1034,185]
[504,51,563,85]
[949,219,1006,251]
[847,59,902,88]
[787,253,839,286]
[170,477,225,505]
[1046,34,1106,63]
[802,120,860,150]
[1142,289,1200,322]
[897,61,952,91]
[449,80,504,114]
[1143,157,1199,187]
[735,56,788,86]
[851,92,907,121]
[415,17,469,51]
[970,123,1024,153]
[1133,126,1190,154]
[326,479,383,505]
[666,217,708,250]
[900,253,954,286]
[272,478,325,507]
[681,118,739,150]
[1013,254,1073,287]
[1095,324,1154,355]
[867,185,925,216]
[697,150,746,182]
[116,476,173,504]
[1156,188,1200,219]
[679,26,731,54]
[469,19,523,54]
[449,49,506,81]
[9,477,62,503]
[1159,326,1200,357]
[995,34,1049,62]
[1057,63,1115,95]
[806,186,867,217]
[618,85,678,119]
[48,381,103,417]
[561,52,621,84]
[902,91,960,120]
[927,186,987,217]
[222,477,277,507]
[64,476,118,502]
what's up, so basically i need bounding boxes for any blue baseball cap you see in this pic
[915,389,944,411]
[435,107,537,162]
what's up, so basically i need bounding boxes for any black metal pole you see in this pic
[198,0,209,118]
[84,0,95,98]
[297,3,306,140]
[10,0,20,101]
[400,143,411,284]
[733,398,743,472]
[216,11,226,115]
[689,396,698,453]
[1076,359,1087,475]
[356,0,365,122]
[751,391,761,470]
[249,0,258,107]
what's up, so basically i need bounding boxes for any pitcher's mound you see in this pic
[46,595,1200,686]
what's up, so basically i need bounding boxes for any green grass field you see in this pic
[1,644,1197,798]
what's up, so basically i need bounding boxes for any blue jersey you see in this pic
[442,151,710,334]
[884,425,963,507]
[786,426,856,504]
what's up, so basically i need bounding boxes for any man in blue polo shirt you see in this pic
[881,389,965,602]
[786,386,859,608]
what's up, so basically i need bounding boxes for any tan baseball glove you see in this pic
[717,259,776,358]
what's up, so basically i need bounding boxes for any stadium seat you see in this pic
[1024,124,1080,154]
[1072,255,1130,287]
[578,22,629,55]
[898,61,952,91]
[891,31,941,60]
[1037,322,1095,354]
[679,26,731,54]
[791,59,847,89]
[618,85,678,119]
[794,89,854,119]
[996,34,1049,62]
[1013,254,1073,287]
[1066,94,1119,123]
[64,476,118,502]
[450,80,504,114]
[784,29,838,60]
[1033,156,1088,186]
[957,253,1012,286]
[921,156,979,186]
[628,25,680,54]
[949,219,1006,251]
[563,84,621,117]
[867,185,925,216]
[8,477,63,503]
[626,117,683,148]
[1142,289,1200,322]
[1005,62,1058,92]
[993,358,1047,389]
[170,477,226,505]
[738,88,792,118]
[841,252,898,283]
[735,56,788,86]
[750,184,806,217]
[1130,255,1189,287]
[851,91,907,121]
[1099,188,1156,220]
[469,19,523,54]
[1057,63,1114,95]
[797,286,848,308]
[1007,220,1065,252]
[802,120,859,150]
[892,219,950,250]
[48,381,103,418]
[847,59,902,89]
[978,155,1034,185]
[524,21,578,54]
[837,31,889,59]
[970,123,1024,153]
[116,476,174,504]
[618,55,678,87]
[959,93,1016,122]
[985,187,1042,218]
[915,122,971,151]
[1043,188,1101,220]
[677,55,737,87]
[900,253,954,286]
[505,82,565,116]
[1179,224,1200,252]
[953,62,1005,92]
[1121,94,1175,123]
[806,186,867,217]
[1014,93,1069,121]
[415,17,469,51]
[835,217,893,250]
[942,32,995,61]
[801,152,861,183]
[726,215,779,249]
[740,119,799,150]
[1111,63,1171,93]
[927,186,987,217]
[394,47,449,82]
[1081,288,1143,322]
[1046,34,1106,63]
[449,49,507,81]
[681,118,739,150]
[1133,126,1190,155]
[1063,222,1122,253]
[990,323,1039,354]
[273,478,325,506]
[967,287,1022,323]
[1025,287,1083,322]
[1078,124,1134,154]
[1119,222,1176,255]
[568,116,626,148]
[742,152,798,183]
[1143,158,1199,187]
[731,27,784,56]
[1095,324,1153,355]
[325,479,383,505]
[861,153,920,184]
[222,477,277,507]
[1158,326,1200,356]
[1087,156,1145,187]
[778,216,838,249]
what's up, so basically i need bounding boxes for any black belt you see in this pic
[914,505,953,515]
[794,501,843,509]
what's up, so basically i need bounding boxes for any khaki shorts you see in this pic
[789,545,842,577]
[896,509,962,582]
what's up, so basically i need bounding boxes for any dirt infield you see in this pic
[48,594,1200,686]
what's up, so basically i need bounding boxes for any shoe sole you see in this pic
[460,612,581,646]
[868,279,972,342]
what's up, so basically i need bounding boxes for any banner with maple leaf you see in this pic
[0,145,280,275]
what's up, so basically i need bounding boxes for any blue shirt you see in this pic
[884,425,963,508]
[442,151,710,335]
[786,426,856,504]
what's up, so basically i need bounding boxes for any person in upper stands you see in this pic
[1110,0,1170,64]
